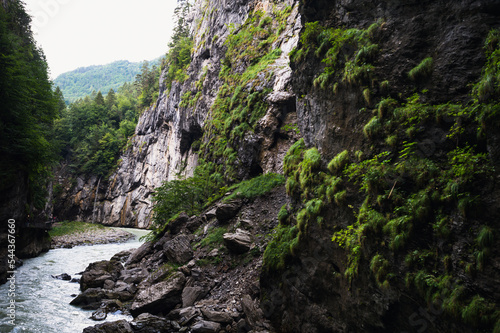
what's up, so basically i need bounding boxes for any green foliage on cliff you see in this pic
[0,0,58,211]
[265,26,500,331]
[198,6,291,182]
[152,166,219,227]
[134,60,161,109]
[224,173,286,202]
[290,19,384,90]
[263,223,299,271]
[150,171,284,240]
[408,57,434,81]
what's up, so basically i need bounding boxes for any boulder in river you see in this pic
[90,308,107,321]
[130,313,173,332]
[83,319,133,333]
[52,273,71,281]
[70,288,122,310]
[80,260,123,291]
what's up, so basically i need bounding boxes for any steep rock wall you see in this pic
[260,1,500,332]
[60,0,500,332]
[55,0,301,228]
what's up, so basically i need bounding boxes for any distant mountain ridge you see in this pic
[54,59,160,103]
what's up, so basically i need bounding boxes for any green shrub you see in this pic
[370,254,391,288]
[476,226,494,270]
[292,19,382,88]
[278,204,290,225]
[377,97,398,119]
[343,62,375,85]
[326,176,343,203]
[363,116,382,139]
[380,80,390,93]
[263,224,299,271]
[385,134,398,147]
[334,190,347,205]
[408,57,433,81]
[151,164,223,234]
[327,150,350,175]
[198,227,226,249]
[313,72,330,89]
[356,44,379,63]
[457,195,477,217]
[299,148,322,190]
[477,226,494,248]
[283,139,306,175]
[474,29,500,103]
[363,88,371,105]
[286,177,299,197]
[461,295,495,326]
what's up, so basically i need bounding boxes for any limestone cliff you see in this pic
[55,0,301,228]
[60,0,500,332]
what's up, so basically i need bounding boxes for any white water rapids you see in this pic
[0,228,150,333]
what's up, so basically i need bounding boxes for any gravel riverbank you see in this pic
[51,226,135,249]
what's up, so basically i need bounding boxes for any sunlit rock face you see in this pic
[55,0,302,228]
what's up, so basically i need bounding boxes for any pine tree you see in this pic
[94,91,105,106]
[105,89,117,110]
[54,86,67,115]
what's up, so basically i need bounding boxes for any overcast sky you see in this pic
[23,0,179,79]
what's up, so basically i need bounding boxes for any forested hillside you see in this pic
[53,58,162,179]
[0,0,58,282]
[0,0,58,219]
[54,59,160,103]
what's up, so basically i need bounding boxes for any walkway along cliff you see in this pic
[61,0,500,332]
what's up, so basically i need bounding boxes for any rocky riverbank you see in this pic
[51,226,135,249]
[70,186,286,332]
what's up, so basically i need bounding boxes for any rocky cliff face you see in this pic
[55,0,301,228]
[260,1,500,332]
[61,0,500,332]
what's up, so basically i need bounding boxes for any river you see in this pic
[0,228,150,333]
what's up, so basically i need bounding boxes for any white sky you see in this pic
[23,0,179,79]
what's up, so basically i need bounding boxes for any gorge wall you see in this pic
[55,0,301,228]
[58,0,500,332]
